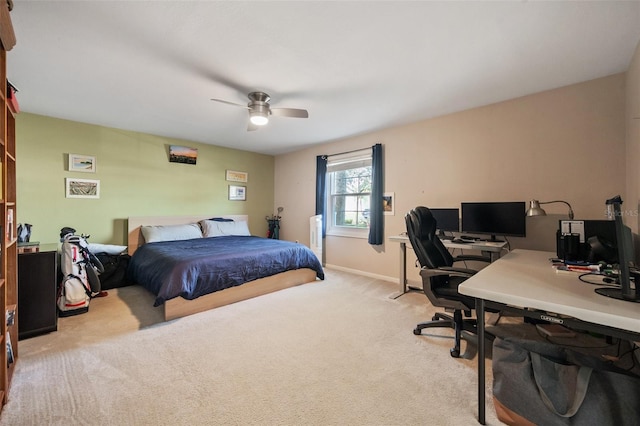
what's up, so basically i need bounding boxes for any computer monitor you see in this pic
[583,220,618,263]
[595,196,640,302]
[460,201,526,241]
[557,220,618,263]
[430,208,459,238]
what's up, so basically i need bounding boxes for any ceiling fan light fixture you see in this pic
[211,91,308,131]
[249,110,269,126]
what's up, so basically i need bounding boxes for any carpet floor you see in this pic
[0,268,500,425]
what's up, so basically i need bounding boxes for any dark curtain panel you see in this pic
[368,143,383,245]
[315,155,327,237]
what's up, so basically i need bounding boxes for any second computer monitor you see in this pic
[461,202,526,241]
[430,208,460,236]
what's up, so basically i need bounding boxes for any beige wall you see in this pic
[16,46,637,281]
[626,40,640,236]
[16,113,275,245]
[275,74,627,283]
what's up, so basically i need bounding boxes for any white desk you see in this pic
[388,235,507,298]
[458,249,640,424]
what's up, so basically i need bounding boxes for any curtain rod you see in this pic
[322,147,370,159]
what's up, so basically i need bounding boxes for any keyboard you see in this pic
[451,238,474,244]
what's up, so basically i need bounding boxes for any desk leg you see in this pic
[481,250,500,263]
[390,242,407,299]
[476,298,486,425]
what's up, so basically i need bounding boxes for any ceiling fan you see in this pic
[210,91,309,131]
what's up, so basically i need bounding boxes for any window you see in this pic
[326,151,372,237]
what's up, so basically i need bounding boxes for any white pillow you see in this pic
[200,220,251,237]
[141,223,203,243]
[87,243,127,255]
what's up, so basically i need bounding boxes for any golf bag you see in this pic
[57,227,104,316]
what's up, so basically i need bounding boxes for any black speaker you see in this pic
[556,231,580,261]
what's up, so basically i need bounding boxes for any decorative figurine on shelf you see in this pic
[266,207,284,239]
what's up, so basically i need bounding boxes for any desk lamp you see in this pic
[526,200,574,220]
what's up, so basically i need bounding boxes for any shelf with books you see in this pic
[5,206,12,242]
[5,332,12,367]
[5,304,14,327]
[0,3,16,411]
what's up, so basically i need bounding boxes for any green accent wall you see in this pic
[16,113,274,245]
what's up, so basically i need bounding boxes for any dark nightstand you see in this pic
[18,244,58,340]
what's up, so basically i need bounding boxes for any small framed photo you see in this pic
[226,170,248,183]
[383,192,395,215]
[66,178,100,199]
[228,185,246,201]
[169,145,198,165]
[69,154,96,173]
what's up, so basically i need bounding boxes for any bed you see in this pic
[127,215,324,321]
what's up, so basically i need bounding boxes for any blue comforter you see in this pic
[127,236,324,306]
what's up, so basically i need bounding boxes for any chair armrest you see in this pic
[453,255,491,263]
[420,266,476,279]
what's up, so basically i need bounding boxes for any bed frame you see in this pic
[127,215,319,321]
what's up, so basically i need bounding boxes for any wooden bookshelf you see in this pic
[0,1,16,412]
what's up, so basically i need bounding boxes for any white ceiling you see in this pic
[7,1,640,155]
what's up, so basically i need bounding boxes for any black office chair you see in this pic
[405,206,490,357]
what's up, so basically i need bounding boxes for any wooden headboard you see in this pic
[127,215,249,256]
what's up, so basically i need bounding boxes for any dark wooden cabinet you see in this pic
[18,250,57,340]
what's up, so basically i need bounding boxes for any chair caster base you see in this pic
[450,348,460,358]
[413,328,421,335]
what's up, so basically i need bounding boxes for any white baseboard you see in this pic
[324,264,397,283]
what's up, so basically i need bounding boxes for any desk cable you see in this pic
[619,343,640,373]
[502,236,512,252]
[577,272,620,287]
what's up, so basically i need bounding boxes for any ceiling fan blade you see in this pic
[210,98,250,109]
[270,107,309,118]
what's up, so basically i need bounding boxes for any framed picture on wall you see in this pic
[66,178,100,199]
[383,192,395,215]
[68,154,97,173]
[169,145,198,165]
[228,185,246,201]
[225,170,248,183]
